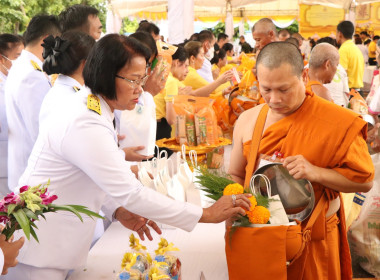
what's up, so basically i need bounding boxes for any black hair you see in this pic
[222,42,234,53]
[337,21,354,39]
[354,37,362,44]
[309,39,316,50]
[0,34,24,56]
[316,37,337,47]
[257,42,304,78]
[189,33,199,41]
[42,31,95,75]
[59,4,99,33]
[360,31,369,36]
[83,34,150,100]
[136,21,160,36]
[184,41,202,60]
[172,45,188,63]
[24,14,61,46]
[198,30,214,43]
[217,33,228,41]
[374,35,380,40]
[130,31,157,58]
[211,48,226,64]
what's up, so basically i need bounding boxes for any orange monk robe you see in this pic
[243,92,374,280]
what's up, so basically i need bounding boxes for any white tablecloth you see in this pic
[68,222,228,280]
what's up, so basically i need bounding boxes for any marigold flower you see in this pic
[247,205,270,224]
[245,196,258,215]
[223,183,244,196]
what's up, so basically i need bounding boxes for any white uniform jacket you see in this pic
[40,74,121,220]
[16,87,202,270]
[5,50,51,190]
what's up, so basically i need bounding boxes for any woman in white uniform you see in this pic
[6,34,250,279]
[0,34,24,196]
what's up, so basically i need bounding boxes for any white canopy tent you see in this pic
[108,0,379,43]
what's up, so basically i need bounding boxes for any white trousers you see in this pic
[4,263,69,280]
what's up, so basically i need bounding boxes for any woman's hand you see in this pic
[123,146,153,161]
[114,207,162,241]
[216,70,234,85]
[199,193,251,223]
[178,86,192,96]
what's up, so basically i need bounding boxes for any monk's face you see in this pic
[258,63,306,117]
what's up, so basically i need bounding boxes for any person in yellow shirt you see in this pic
[222,42,239,65]
[368,35,379,66]
[183,41,233,96]
[336,21,364,90]
[154,45,192,144]
[211,48,227,80]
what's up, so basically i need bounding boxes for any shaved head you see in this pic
[257,42,304,78]
[252,18,278,35]
[251,18,278,50]
[309,43,339,70]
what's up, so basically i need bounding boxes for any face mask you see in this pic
[205,46,215,60]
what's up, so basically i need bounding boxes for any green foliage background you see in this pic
[0,0,107,34]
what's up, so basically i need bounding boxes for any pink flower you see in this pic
[41,194,58,205]
[0,216,10,224]
[3,193,21,206]
[0,200,6,212]
[19,186,29,193]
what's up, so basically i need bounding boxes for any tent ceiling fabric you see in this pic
[111,0,380,18]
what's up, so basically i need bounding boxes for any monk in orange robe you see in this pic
[228,42,374,280]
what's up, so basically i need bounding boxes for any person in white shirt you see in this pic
[196,30,216,83]
[5,34,250,280]
[0,34,24,196]
[59,4,103,40]
[5,15,61,191]
[316,37,350,107]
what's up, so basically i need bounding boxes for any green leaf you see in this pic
[49,205,83,222]
[29,226,39,243]
[67,205,103,219]
[13,208,30,240]
[7,204,17,215]
[23,208,38,220]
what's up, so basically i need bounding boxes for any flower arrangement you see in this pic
[195,167,270,226]
[0,181,103,241]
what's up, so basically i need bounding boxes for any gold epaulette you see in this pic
[50,74,58,86]
[30,60,42,72]
[87,94,101,115]
[73,86,80,92]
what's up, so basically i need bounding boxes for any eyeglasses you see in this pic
[115,74,149,89]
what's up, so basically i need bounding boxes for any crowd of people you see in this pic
[0,3,379,280]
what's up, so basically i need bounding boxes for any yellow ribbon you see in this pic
[121,252,137,270]
[129,233,147,251]
[154,238,179,255]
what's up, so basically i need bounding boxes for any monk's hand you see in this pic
[282,155,321,182]
[199,194,251,223]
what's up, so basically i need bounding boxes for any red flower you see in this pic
[41,194,58,205]
[19,186,29,193]
[3,193,21,206]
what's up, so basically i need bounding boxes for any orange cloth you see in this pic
[305,80,322,93]
[242,92,374,280]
